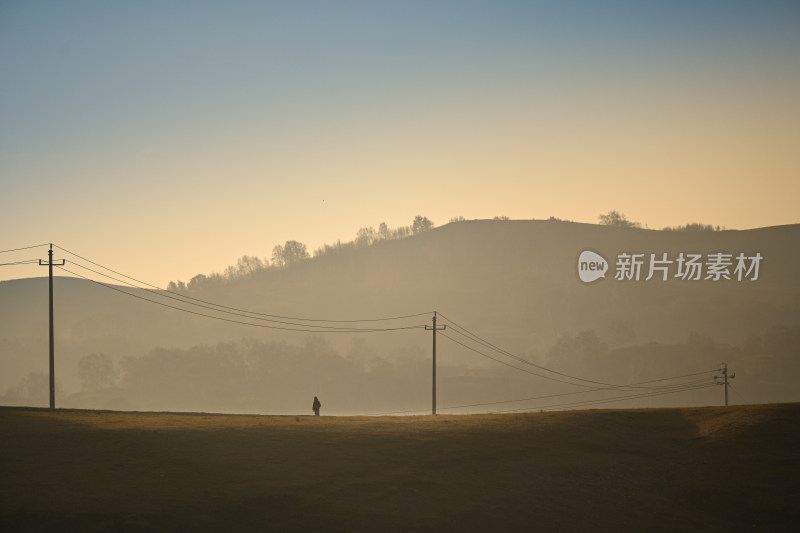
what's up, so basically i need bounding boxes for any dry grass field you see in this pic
[1,404,798,532]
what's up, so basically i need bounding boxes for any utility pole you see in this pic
[425,312,446,415]
[714,362,735,406]
[39,244,65,409]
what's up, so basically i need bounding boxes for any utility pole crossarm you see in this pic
[39,244,65,409]
[425,311,446,415]
[714,362,735,407]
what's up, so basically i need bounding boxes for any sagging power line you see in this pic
[0,260,41,267]
[59,265,426,333]
[47,243,430,332]
[439,312,672,391]
[492,382,717,414]
[54,244,431,324]
[0,243,50,254]
[367,373,718,416]
[418,311,722,415]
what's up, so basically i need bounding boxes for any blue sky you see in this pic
[2,1,799,285]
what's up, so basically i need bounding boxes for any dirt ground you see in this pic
[1,404,798,532]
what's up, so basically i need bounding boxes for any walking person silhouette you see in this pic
[312,396,321,416]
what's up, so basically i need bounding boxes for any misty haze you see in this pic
[2,218,798,415]
[3,0,799,530]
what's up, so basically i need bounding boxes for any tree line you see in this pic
[168,211,725,291]
[167,215,435,291]
[598,210,724,231]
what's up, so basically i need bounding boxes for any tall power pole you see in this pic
[39,244,65,409]
[425,312,446,415]
[715,362,735,406]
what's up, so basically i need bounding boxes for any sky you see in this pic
[1,0,799,286]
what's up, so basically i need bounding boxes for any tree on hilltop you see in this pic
[355,226,377,247]
[224,255,267,280]
[412,215,434,234]
[378,222,390,240]
[272,240,309,268]
[598,210,641,228]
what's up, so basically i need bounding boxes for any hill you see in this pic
[1,404,798,532]
[1,220,799,411]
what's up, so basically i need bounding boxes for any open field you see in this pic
[1,404,798,532]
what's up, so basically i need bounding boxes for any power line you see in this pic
[622,369,721,387]
[54,244,432,323]
[375,312,720,415]
[366,383,715,417]
[365,369,718,416]
[491,383,716,414]
[0,244,49,254]
[57,265,425,334]
[440,323,720,398]
[439,312,700,391]
[439,331,599,388]
[439,312,631,388]
[446,376,713,412]
[63,260,424,331]
[727,382,747,403]
[445,326,626,388]
[440,329,694,392]
[0,259,41,267]
[366,406,431,416]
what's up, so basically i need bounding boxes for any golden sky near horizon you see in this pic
[1,1,798,286]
